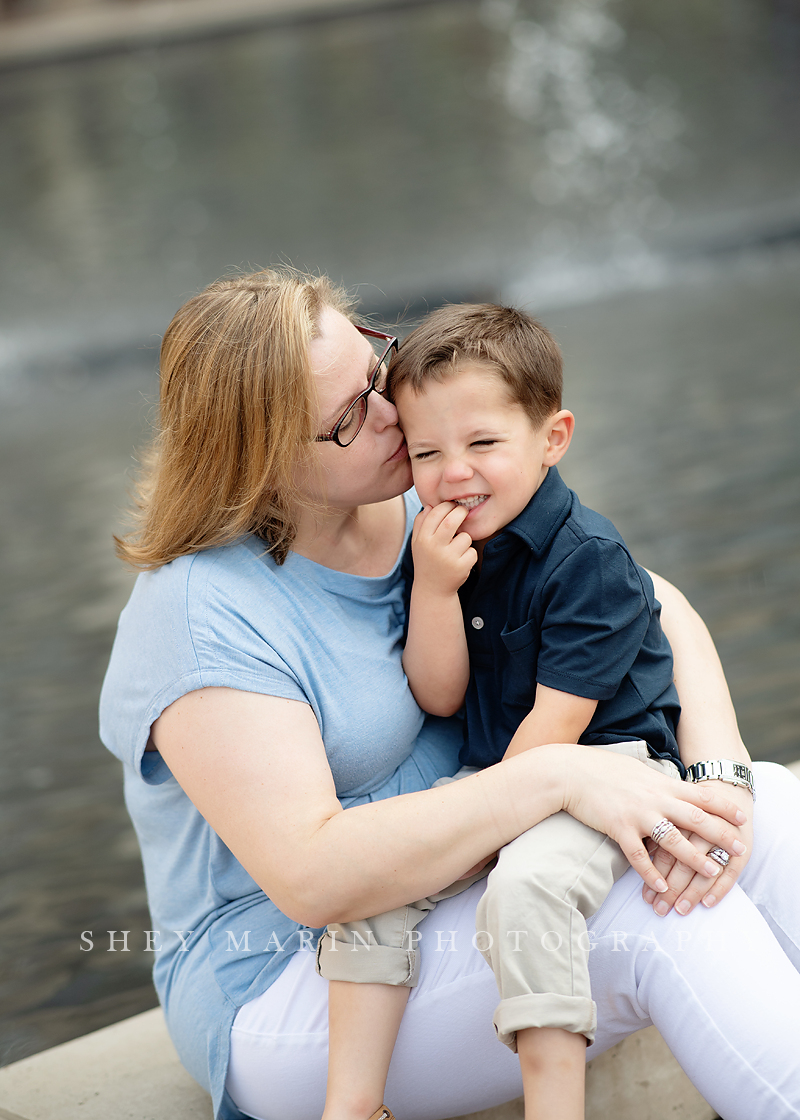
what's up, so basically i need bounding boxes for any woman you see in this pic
[100,268,800,1120]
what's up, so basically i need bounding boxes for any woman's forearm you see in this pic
[260,744,746,929]
[154,689,748,931]
[304,751,564,925]
[650,571,750,766]
[152,688,563,928]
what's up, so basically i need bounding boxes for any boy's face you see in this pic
[396,363,572,544]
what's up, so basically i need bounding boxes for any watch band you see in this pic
[685,759,755,800]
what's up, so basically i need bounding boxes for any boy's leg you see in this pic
[323,980,409,1120]
[477,815,626,1120]
[318,905,421,1120]
[477,744,679,1120]
[318,868,492,1120]
[516,1026,586,1120]
[318,763,492,1119]
[475,810,629,1047]
[476,742,678,1050]
[317,902,429,987]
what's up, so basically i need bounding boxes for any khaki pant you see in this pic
[316,741,679,1049]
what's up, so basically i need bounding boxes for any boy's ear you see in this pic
[542,410,575,467]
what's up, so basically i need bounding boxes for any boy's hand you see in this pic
[411,502,478,597]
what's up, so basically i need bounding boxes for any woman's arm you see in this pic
[151,686,747,927]
[647,571,754,915]
[652,572,749,768]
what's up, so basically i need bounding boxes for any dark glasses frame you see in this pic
[314,325,399,447]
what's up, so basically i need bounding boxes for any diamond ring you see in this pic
[651,818,679,845]
[706,846,730,869]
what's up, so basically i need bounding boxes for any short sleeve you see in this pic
[99,552,309,787]
[535,538,652,700]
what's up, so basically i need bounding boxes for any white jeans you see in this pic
[227,763,800,1120]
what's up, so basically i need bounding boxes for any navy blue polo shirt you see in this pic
[405,468,681,773]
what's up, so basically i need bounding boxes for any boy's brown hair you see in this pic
[388,303,562,427]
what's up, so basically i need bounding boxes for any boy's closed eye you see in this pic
[412,439,501,461]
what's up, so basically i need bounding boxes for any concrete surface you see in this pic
[0,1009,213,1120]
[0,1008,713,1120]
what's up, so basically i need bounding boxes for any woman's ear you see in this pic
[542,410,575,467]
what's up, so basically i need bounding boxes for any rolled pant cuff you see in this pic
[315,932,419,986]
[492,993,597,1052]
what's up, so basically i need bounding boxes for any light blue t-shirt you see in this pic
[99,490,462,1120]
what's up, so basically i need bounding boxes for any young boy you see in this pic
[316,304,686,1120]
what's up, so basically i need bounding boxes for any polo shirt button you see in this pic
[471,617,484,630]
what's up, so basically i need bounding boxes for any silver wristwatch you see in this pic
[685,759,755,800]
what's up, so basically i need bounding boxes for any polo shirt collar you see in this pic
[501,467,573,556]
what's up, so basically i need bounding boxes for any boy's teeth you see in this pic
[455,495,488,509]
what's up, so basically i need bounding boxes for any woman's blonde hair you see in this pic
[115,268,354,569]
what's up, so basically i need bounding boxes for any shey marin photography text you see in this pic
[79,925,714,956]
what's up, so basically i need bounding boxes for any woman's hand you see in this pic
[558,746,749,898]
[642,783,754,915]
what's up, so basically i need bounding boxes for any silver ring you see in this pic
[707,846,730,869]
[651,818,678,845]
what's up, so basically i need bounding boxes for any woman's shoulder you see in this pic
[125,536,284,605]
[113,538,305,670]
[100,537,311,778]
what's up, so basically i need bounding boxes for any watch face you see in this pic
[732,763,751,780]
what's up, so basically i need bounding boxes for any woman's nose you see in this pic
[371,390,400,430]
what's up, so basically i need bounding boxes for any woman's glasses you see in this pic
[315,326,399,448]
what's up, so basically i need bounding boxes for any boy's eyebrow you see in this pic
[405,425,504,443]
[406,428,509,449]
[466,427,509,439]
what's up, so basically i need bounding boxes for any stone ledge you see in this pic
[0,1007,713,1120]
[0,1008,212,1120]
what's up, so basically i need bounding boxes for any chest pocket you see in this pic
[500,618,540,710]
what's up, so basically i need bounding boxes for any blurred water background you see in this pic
[0,0,799,1066]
